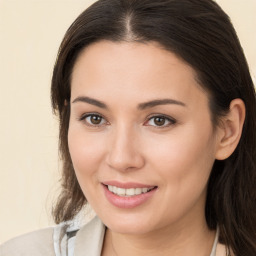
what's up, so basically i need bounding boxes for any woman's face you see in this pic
[69,41,220,235]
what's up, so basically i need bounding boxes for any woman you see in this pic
[1,0,255,255]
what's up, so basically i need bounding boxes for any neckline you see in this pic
[103,224,220,256]
[58,216,220,256]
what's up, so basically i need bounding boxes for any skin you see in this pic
[68,41,244,256]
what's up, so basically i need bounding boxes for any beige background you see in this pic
[0,0,255,244]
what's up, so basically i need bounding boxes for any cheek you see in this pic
[145,125,216,189]
[68,128,105,180]
[146,130,215,222]
[67,128,109,208]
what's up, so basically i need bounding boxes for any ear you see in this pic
[215,98,246,160]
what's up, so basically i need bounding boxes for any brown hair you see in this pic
[51,0,256,254]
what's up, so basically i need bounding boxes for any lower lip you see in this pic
[102,185,157,209]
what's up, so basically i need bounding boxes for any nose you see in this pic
[106,125,145,172]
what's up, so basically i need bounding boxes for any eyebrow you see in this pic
[138,99,186,110]
[72,96,186,110]
[72,96,108,109]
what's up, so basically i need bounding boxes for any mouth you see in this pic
[102,182,158,208]
[106,185,156,197]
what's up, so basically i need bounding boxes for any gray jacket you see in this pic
[0,215,227,256]
[0,216,104,256]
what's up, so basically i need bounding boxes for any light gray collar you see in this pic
[74,216,105,256]
[54,215,219,256]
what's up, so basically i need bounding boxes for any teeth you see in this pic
[142,188,148,193]
[107,185,154,197]
[126,188,135,196]
[117,187,125,196]
[135,188,142,195]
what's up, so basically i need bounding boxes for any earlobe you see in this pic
[215,99,246,160]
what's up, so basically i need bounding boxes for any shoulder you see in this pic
[0,211,104,256]
[0,227,55,256]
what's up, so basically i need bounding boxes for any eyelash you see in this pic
[78,113,176,128]
[78,113,109,127]
[144,114,176,128]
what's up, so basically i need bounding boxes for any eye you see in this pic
[79,113,108,127]
[145,115,176,127]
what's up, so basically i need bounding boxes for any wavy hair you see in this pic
[51,0,256,255]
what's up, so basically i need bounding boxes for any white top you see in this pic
[54,215,105,256]
[1,213,227,256]
[53,215,222,256]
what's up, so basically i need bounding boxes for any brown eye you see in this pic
[80,114,107,127]
[145,115,176,127]
[153,117,166,126]
[90,115,102,125]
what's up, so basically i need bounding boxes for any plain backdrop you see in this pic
[0,0,255,244]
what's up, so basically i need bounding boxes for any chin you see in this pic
[98,212,160,235]
[107,222,152,235]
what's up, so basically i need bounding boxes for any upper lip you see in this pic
[102,181,157,189]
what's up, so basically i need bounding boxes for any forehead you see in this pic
[71,40,208,108]
[72,40,197,80]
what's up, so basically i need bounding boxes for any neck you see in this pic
[102,217,216,256]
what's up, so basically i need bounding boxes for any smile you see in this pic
[107,185,155,197]
[102,182,158,208]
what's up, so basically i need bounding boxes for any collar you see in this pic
[74,216,105,256]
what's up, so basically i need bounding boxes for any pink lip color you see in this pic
[103,180,155,189]
[102,183,157,209]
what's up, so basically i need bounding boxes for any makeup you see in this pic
[102,182,158,209]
